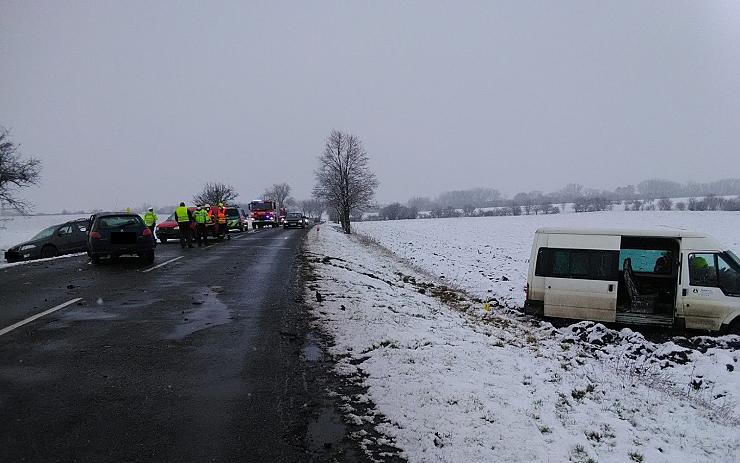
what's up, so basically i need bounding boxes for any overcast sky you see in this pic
[2,1,739,212]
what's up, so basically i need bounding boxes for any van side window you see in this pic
[689,253,717,287]
[690,253,740,296]
[536,248,618,281]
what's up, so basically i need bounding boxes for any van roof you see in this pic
[535,227,709,238]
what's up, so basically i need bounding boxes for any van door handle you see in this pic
[682,288,687,297]
[608,284,614,292]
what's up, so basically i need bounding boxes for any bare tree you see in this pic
[300,198,324,219]
[657,197,673,211]
[313,130,378,234]
[263,183,291,209]
[192,182,239,206]
[0,127,42,213]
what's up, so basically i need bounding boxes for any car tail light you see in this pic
[142,228,152,237]
[524,283,529,300]
[89,231,102,239]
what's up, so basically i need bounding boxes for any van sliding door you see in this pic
[540,234,621,323]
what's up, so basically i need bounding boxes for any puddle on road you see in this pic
[166,288,231,340]
[302,333,322,362]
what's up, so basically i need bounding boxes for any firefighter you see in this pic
[143,207,158,244]
[175,202,194,249]
[217,203,230,240]
[207,204,218,237]
[193,205,209,246]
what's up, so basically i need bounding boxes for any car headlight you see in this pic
[20,244,36,251]
[174,226,179,230]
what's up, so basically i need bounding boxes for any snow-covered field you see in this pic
[354,211,740,309]
[0,214,88,252]
[306,215,740,462]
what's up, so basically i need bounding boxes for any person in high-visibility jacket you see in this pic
[143,208,158,244]
[175,202,194,249]
[193,205,209,246]
[217,203,230,240]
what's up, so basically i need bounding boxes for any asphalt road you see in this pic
[0,226,368,462]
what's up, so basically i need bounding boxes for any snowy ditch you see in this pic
[305,222,739,462]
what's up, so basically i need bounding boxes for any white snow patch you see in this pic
[306,224,739,463]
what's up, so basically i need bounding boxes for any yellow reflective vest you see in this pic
[143,211,158,227]
[194,209,208,224]
[175,206,190,223]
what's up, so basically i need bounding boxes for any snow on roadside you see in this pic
[305,225,739,463]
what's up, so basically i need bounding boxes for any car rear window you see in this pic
[96,216,143,230]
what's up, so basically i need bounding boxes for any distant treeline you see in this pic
[364,178,740,221]
[406,178,740,210]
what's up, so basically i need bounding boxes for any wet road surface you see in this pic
[0,227,369,462]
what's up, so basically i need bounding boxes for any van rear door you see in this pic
[540,234,621,323]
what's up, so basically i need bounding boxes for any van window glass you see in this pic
[570,251,590,278]
[689,253,718,287]
[551,250,570,277]
[535,248,618,281]
[717,254,740,296]
[619,249,672,274]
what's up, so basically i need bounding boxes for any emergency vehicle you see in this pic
[249,200,279,229]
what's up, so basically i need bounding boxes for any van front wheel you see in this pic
[727,318,740,336]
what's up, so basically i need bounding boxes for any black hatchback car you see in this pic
[4,218,90,263]
[283,212,306,229]
[87,212,155,264]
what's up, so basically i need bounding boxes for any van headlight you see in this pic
[20,244,36,251]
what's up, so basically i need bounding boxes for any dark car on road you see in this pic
[87,212,155,264]
[283,212,306,229]
[4,218,90,263]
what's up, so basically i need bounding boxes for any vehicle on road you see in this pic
[283,212,306,229]
[4,218,90,263]
[156,208,217,243]
[249,200,279,229]
[226,206,247,232]
[87,212,156,264]
[524,227,740,334]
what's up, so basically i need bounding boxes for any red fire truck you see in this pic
[249,200,279,229]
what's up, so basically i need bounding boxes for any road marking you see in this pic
[0,298,83,338]
[141,256,183,273]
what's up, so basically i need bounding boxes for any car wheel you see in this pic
[41,245,58,258]
[160,237,168,243]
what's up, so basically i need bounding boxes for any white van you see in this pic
[524,228,740,334]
